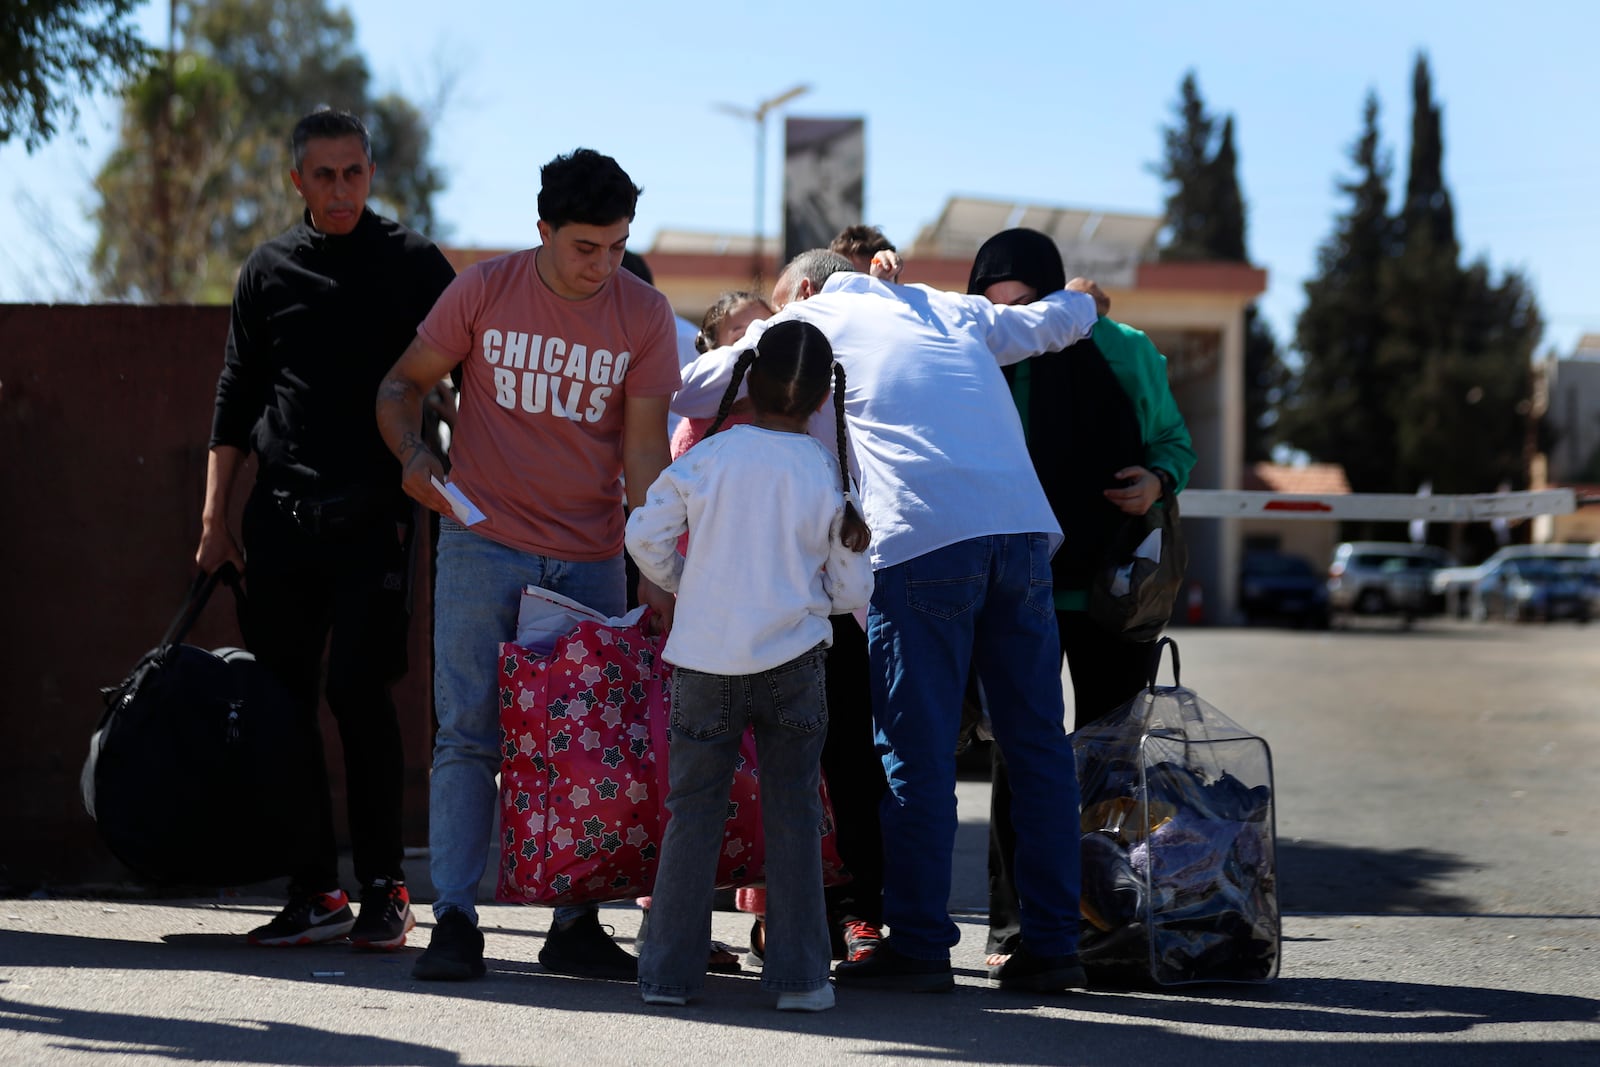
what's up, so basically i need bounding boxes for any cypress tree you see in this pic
[1384,53,1538,498]
[1153,74,1281,461]
[1280,92,1398,492]
[1154,71,1218,262]
[1285,54,1541,553]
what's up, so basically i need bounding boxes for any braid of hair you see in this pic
[707,349,757,436]
[832,361,870,550]
[832,362,850,497]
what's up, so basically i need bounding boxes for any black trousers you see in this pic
[986,610,1154,954]
[820,614,886,929]
[240,487,413,895]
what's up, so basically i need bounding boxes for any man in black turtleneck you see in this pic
[195,108,455,953]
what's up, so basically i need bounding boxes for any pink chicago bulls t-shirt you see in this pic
[417,248,681,560]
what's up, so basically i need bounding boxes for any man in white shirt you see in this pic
[672,249,1105,994]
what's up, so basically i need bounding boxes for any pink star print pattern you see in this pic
[495,618,846,908]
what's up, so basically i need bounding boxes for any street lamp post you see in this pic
[714,83,811,285]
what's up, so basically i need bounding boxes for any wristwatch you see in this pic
[1154,468,1176,495]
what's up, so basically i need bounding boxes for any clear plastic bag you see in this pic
[1073,638,1280,985]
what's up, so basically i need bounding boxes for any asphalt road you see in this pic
[2,620,1597,1066]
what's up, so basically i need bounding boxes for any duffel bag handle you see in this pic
[95,563,244,729]
[160,562,242,652]
[1144,635,1181,692]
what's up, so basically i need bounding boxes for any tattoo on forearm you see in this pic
[378,377,412,403]
[399,432,427,460]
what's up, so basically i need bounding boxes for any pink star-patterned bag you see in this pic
[496,613,846,906]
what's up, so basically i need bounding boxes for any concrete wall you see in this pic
[0,304,435,893]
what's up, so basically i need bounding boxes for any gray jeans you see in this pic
[638,645,832,996]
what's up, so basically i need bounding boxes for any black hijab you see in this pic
[968,228,1144,591]
[966,228,1066,299]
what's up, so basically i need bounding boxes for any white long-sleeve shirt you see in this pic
[625,424,874,675]
[673,273,1100,570]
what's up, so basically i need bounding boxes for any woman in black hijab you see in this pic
[967,227,1193,971]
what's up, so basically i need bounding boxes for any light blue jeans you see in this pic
[638,646,832,998]
[869,533,1082,959]
[430,519,626,925]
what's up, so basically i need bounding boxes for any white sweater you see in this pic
[625,424,875,676]
[672,274,1100,570]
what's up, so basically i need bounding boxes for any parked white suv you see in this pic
[1327,541,1455,622]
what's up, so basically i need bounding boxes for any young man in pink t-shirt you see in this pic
[376,148,680,982]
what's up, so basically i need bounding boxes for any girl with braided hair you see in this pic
[625,319,872,1011]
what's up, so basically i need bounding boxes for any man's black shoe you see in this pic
[832,938,953,993]
[990,944,1087,993]
[538,910,638,980]
[412,910,486,981]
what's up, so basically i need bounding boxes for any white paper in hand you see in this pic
[430,475,486,526]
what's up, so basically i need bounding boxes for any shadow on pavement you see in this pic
[1278,839,1478,914]
[0,990,462,1066]
[4,920,1598,1067]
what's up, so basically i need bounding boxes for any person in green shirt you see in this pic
[966,227,1196,974]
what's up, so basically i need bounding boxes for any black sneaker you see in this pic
[538,910,638,980]
[990,944,1087,993]
[248,889,354,947]
[350,879,416,951]
[832,937,954,993]
[412,910,487,981]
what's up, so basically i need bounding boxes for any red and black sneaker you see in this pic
[350,879,416,951]
[248,889,354,947]
[841,920,883,963]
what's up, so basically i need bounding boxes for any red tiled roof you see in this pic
[1242,462,1351,495]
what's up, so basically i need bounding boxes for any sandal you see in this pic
[641,905,743,974]
[747,917,766,969]
[708,940,742,974]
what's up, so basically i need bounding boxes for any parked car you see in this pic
[1431,543,1600,620]
[1239,550,1329,627]
[1474,557,1598,623]
[1327,541,1456,622]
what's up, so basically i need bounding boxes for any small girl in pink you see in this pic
[667,291,772,459]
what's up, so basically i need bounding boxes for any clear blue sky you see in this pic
[2,0,1595,358]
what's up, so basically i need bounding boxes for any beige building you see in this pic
[1531,333,1600,544]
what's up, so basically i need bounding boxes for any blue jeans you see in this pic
[869,533,1082,959]
[638,646,832,997]
[430,519,626,924]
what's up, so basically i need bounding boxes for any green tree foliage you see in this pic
[0,0,150,150]
[1385,55,1538,495]
[1203,117,1247,263]
[1279,93,1398,492]
[1241,308,1283,463]
[1153,72,1283,461]
[91,52,244,302]
[1286,55,1541,499]
[1154,72,1222,262]
[1393,261,1538,495]
[90,0,445,301]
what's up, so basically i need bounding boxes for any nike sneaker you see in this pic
[350,879,415,951]
[248,889,355,947]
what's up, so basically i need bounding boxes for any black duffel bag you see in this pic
[82,564,320,887]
